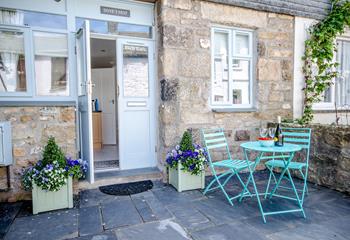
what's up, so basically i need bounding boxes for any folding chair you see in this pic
[201,128,255,206]
[264,127,312,204]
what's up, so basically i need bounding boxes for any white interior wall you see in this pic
[92,67,117,145]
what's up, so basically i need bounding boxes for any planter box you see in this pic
[32,177,73,214]
[168,163,205,192]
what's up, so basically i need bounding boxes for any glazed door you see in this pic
[76,21,94,183]
[117,39,156,170]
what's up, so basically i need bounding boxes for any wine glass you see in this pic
[268,127,276,139]
[259,128,268,138]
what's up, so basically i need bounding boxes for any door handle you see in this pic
[111,99,115,104]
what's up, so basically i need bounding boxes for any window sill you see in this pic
[0,100,76,107]
[212,107,257,113]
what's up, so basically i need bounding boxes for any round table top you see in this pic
[240,141,302,153]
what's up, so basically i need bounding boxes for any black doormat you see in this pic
[99,180,153,196]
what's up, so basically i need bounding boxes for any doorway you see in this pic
[90,37,119,172]
[76,21,157,183]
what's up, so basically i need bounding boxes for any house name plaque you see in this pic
[100,6,130,17]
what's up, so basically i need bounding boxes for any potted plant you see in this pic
[22,137,87,214]
[166,130,208,192]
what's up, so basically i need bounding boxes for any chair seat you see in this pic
[213,159,254,170]
[265,160,306,169]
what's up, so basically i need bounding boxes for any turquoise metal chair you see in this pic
[264,127,312,204]
[201,128,254,206]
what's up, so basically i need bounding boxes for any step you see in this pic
[78,167,163,190]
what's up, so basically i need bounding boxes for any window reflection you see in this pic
[0,30,26,92]
[123,45,149,97]
[232,59,250,104]
[76,17,152,38]
[34,32,69,96]
[213,31,229,103]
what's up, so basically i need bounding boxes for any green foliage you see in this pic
[42,137,66,168]
[179,130,195,151]
[300,0,350,124]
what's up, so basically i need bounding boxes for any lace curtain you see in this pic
[0,9,24,92]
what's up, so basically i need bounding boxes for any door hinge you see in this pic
[155,146,157,153]
[74,46,77,55]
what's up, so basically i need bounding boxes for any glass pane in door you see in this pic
[122,45,149,97]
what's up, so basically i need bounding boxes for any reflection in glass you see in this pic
[235,33,249,55]
[0,30,26,92]
[23,11,66,29]
[213,31,229,103]
[335,40,350,106]
[123,45,149,97]
[0,8,66,29]
[76,17,152,38]
[34,32,69,96]
[232,59,250,105]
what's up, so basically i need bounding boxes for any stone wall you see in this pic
[0,106,77,202]
[157,0,294,174]
[306,124,350,194]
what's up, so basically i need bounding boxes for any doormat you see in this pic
[99,180,153,196]
[94,160,119,170]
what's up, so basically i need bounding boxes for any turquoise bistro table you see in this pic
[240,141,304,223]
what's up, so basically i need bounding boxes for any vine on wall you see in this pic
[300,0,350,124]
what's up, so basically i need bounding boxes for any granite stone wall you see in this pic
[307,124,350,194]
[0,106,77,202]
[156,0,294,175]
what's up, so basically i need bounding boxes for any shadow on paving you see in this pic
[2,177,350,240]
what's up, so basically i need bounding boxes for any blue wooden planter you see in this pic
[32,176,73,214]
[168,163,205,192]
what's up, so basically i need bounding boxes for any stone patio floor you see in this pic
[2,171,350,240]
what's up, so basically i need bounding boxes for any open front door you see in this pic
[76,21,94,183]
[117,39,156,170]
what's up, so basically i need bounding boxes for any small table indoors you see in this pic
[239,141,304,223]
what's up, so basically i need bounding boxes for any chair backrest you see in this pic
[201,128,232,164]
[282,127,312,164]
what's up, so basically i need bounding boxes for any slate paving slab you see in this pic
[115,219,191,240]
[267,223,348,240]
[191,222,269,240]
[80,189,129,208]
[4,209,78,240]
[101,199,142,230]
[78,206,103,236]
[166,203,214,231]
[0,202,22,239]
[73,231,118,240]
[131,197,157,222]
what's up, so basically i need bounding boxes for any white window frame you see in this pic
[313,37,350,110]
[0,25,33,97]
[210,26,254,110]
[32,28,71,98]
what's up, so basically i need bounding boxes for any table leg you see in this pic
[243,149,267,223]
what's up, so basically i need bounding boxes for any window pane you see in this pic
[76,18,152,38]
[117,23,152,38]
[235,33,249,56]
[0,30,26,92]
[34,32,69,96]
[232,59,250,104]
[23,11,66,29]
[123,45,149,97]
[0,8,66,29]
[213,32,229,103]
[336,40,350,106]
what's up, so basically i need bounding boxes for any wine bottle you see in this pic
[274,116,284,146]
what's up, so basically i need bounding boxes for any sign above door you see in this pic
[100,6,130,17]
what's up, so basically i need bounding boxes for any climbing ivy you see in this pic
[299,0,350,124]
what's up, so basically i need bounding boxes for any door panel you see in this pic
[117,39,155,170]
[76,21,94,183]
